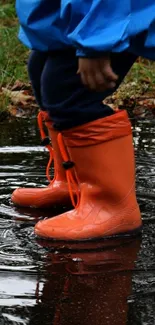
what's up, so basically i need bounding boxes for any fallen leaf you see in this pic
[11,80,31,91]
[2,87,35,106]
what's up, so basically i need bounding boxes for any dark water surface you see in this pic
[0,117,155,325]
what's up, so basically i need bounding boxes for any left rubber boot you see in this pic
[35,110,142,240]
[11,111,75,209]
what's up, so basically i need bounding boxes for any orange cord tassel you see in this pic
[37,111,54,183]
[57,133,80,208]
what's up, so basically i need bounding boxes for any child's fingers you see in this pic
[80,72,97,89]
[80,70,116,91]
[95,72,106,85]
[78,57,118,91]
[80,72,87,86]
[100,59,118,82]
[86,74,97,89]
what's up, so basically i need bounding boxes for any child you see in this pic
[12,0,155,241]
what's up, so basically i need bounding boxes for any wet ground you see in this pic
[0,116,155,325]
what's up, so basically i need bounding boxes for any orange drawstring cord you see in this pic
[37,111,54,183]
[57,133,80,208]
[37,110,80,208]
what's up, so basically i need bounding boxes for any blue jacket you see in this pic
[16,0,155,60]
[16,0,70,51]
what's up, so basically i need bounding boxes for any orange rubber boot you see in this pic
[11,112,72,208]
[35,110,142,239]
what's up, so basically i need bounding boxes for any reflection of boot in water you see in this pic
[30,237,141,325]
[11,111,75,209]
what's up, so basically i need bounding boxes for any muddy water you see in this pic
[0,116,155,325]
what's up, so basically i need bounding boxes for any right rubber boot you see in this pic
[11,112,73,208]
[35,110,142,240]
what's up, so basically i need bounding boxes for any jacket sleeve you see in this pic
[61,0,131,57]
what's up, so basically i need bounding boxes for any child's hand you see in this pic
[78,56,118,92]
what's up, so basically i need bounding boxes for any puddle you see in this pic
[0,116,155,324]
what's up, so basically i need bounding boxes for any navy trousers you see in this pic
[28,49,137,130]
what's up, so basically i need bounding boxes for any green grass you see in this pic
[127,59,155,90]
[0,1,28,113]
[0,1,16,26]
[0,2,28,87]
[0,27,28,86]
[115,59,155,102]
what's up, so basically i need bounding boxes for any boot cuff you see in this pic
[62,110,132,147]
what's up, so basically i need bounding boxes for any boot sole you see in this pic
[35,225,142,250]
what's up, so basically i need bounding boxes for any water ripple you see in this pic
[0,146,45,153]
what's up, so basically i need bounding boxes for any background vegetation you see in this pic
[0,0,155,115]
